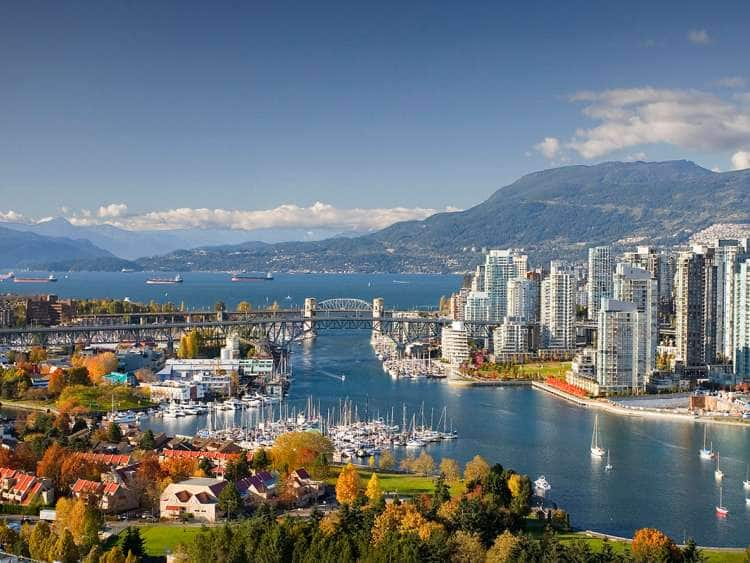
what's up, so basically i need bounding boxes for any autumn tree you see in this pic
[29,521,56,562]
[59,454,104,493]
[486,530,521,563]
[411,451,435,474]
[236,301,252,313]
[38,442,71,495]
[379,450,396,471]
[365,473,383,504]
[161,456,197,483]
[51,528,79,563]
[449,530,486,563]
[48,370,67,395]
[440,457,461,483]
[632,528,680,562]
[134,368,157,383]
[464,455,490,483]
[270,431,333,478]
[84,352,118,384]
[335,463,360,505]
[28,346,47,363]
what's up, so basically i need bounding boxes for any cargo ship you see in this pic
[145,274,183,285]
[13,274,57,283]
[230,271,273,282]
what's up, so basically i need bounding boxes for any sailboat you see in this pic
[590,414,605,458]
[699,426,714,459]
[715,452,724,480]
[716,486,729,516]
[605,450,613,471]
[743,464,750,491]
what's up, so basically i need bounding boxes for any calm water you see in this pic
[5,272,750,546]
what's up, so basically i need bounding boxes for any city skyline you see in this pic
[2,2,750,233]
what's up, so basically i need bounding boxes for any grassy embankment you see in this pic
[325,465,465,497]
[57,384,154,413]
[470,360,571,381]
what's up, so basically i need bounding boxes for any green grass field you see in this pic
[56,384,154,413]
[326,465,464,497]
[471,360,571,381]
[117,525,202,557]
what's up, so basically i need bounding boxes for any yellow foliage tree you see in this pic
[371,503,403,545]
[632,528,680,561]
[83,352,118,384]
[463,454,490,483]
[508,473,523,498]
[486,530,521,563]
[439,457,461,483]
[270,431,333,478]
[335,463,360,505]
[365,473,382,504]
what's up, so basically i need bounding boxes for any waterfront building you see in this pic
[733,258,750,379]
[449,287,470,321]
[507,273,540,323]
[596,299,644,394]
[493,317,532,361]
[712,240,747,362]
[587,246,613,320]
[622,246,671,305]
[540,261,576,352]
[484,249,528,322]
[470,264,486,292]
[674,247,717,367]
[613,263,658,382]
[441,321,469,365]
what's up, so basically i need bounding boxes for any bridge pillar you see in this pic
[372,297,384,334]
[303,298,316,339]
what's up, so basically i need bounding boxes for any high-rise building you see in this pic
[493,317,531,360]
[540,261,576,351]
[506,273,540,323]
[441,321,469,366]
[733,258,750,379]
[596,299,642,393]
[674,247,717,367]
[622,246,673,306]
[449,287,470,321]
[613,263,658,382]
[713,240,747,361]
[464,291,489,338]
[484,250,528,322]
[471,264,486,292]
[587,246,614,320]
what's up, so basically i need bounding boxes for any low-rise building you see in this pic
[160,478,227,522]
[285,468,323,506]
[237,470,277,503]
[0,468,54,506]
[71,478,139,514]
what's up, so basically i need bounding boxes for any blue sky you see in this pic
[1,1,749,232]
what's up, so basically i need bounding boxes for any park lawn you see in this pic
[327,465,465,497]
[471,360,571,381]
[135,525,202,557]
[516,361,571,379]
[56,384,154,413]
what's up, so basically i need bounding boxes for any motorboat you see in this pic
[590,414,605,458]
[162,402,184,419]
[534,475,551,492]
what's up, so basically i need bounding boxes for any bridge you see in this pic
[0,297,504,350]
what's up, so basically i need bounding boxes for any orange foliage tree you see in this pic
[37,443,73,496]
[48,371,66,395]
[270,431,333,477]
[74,352,118,384]
[632,528,680,562]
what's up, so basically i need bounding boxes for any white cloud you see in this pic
[534,137,561,159]
[0,210,26,223]
[688,29,711,45]
[66,202,455,232]
[711,166,722,173]
[97,203,128,218]
[715,76,745,88]
[624,152,648,162]
[731,150,750,170]
[563,87,750,159]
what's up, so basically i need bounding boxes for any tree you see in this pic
[161,456,197,482]
[101,546,126,563]
[440,457,461,483]
[48,370,66,395]
[379,450,396,471]
[236,301,252,313]
[56,496,103,549]
[464,455,490,483]
[134,368,157,383]
[139,429,155,450]
[107,421,123,443]
[365,473,382,504]
[448,530,485,563]
[84,352,118,384]
[335,463,360,505]
[120,526,144,558]
[368,455,376,468]
[125,550,138,563]
[38,442,70,494]
[508,474,532,515]
[682,537,707,563]
[411,451,435,474]
[218,482,243,519]
[66,366,92,386]
[29,521,55,562]
[84,545,103,563]
[251,448,270,470]
[51,528,79,563]
[28,346,47,363]
[486,530,521,562]
[632,528,680,562]
[198,456,214,477]
[270,431,334,478]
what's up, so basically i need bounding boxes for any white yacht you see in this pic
[715,452,724,480]
[534,475,551,492]
[590,414,605,458]
[223,398,243,411]
[604,450,613,471]
[743,464,750,491]
[162,402,184,419]
[699,426,714,459]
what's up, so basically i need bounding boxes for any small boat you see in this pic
[699,426,714,459]
[162,402,184,419]
[715,452,724,480]
[590,414,605,458]
[605,450,613,471]
[743,464,750,491]
[0,272,14,281]
[534,475,551,492]
[716,486,729,516]
[146,274,183,285]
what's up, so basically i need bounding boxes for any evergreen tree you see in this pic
[51,529,79,563]
[218,482,243,519]
[251,448,270,470]
[138,429,155,450]
[107,421,123,443]
[120,527,145,558]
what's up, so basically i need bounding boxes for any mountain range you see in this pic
[2,160,749,272]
